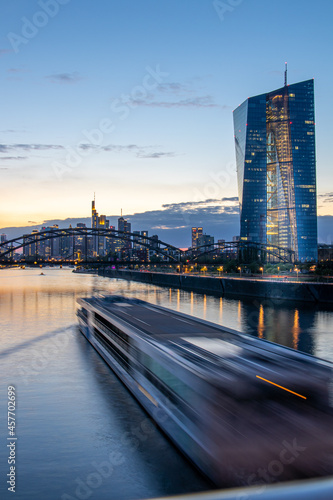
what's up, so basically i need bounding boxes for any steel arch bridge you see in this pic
[184,240,295,264]
[0,228,295,264]
[0,227,183,263]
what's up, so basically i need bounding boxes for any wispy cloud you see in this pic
[162,196,238,210]
[0,49,12,57]
[137,151,176,159]
[78,143,177,159]
[7,68,27,74]
[46,72,83,84]
[221,196,238,202]
[0,156,27,161]
[159,199,240,217]
[156,82,193,95]
[0,144,64,153]
[318,192,333,203]
[129,95,221,109]
[152,225,188,230]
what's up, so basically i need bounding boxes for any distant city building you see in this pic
[91,197,110,256]
[191,227,203,248]
[217,239,225,255]
[118,215,131,234]
[318,244,333,262]
[197,234,214,253]
[118,212,131,253]
[0,233,8,256]
[233,75,317,262]
[23,229,39,258]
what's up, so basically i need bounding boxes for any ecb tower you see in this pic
[233,76,317,262]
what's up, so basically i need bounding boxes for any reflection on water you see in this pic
[0,268,333,500]
[1,267,333,359]
[293,309,300,350]
[258,303,264,339]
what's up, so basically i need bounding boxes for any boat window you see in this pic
[94,313,131,353]
[81,308,88,318]
[140,351,199,408]
[93,327,130,371]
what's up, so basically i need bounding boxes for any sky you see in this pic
[1,0,333,241]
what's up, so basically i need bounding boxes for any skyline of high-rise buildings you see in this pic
[233,78,317,262]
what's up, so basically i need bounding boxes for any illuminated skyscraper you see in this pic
[191,227,203,248]
[233,77,317,262]
[91,196,109,256]
[118,212,132,252]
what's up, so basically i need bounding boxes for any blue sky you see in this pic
[1,0,333,233]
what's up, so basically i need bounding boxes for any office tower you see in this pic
[118,216,131,235]
[233,77,317,262]
[118,213,131,251]
[91,197,110,256]
[197,234,214,253]
[91,195,98,229]
[191,227,203,248]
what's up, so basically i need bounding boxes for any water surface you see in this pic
[1,268,333,500]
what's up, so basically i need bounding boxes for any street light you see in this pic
[260,266,263,277]
[238,266,242,277]
[217,266,223,276]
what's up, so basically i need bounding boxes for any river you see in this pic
[0,268,333,500]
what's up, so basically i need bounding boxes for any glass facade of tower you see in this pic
[233,79,317,262]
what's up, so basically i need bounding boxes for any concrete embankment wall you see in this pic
[99,269,333,304]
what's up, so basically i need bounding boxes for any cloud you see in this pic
[319,192,333,199]
[156,82,193,95]
[0,144,64,153]
[46,72,82,84]
[162,198,239,212]
[151,225,188,230]
[221,196,239,202]
[0,49,12,57]
[7,68,26,73]
[0,156,27,161]
[137,151,176,159]
[77,143,177,159]
[103,144,140,153]
[128,95,223,109]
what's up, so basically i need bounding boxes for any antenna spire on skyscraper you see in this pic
[284,62,288,86]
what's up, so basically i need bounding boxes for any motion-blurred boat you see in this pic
[77,295,333,487]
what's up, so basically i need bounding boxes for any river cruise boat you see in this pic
[77,295,333,487]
